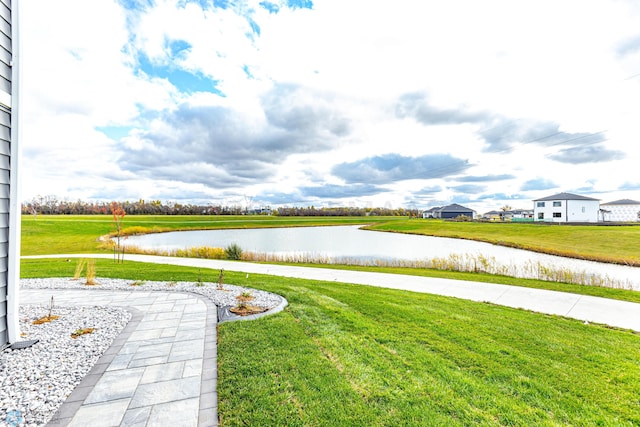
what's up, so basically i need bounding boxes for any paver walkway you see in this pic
[22,289,218,427]
[18,253,640,426]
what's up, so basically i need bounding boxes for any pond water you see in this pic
[122,225,640,290]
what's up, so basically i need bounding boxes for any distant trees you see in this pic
[21,196,418,217]
[274,206,417,217]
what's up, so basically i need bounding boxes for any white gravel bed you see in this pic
[1,304,131,427]
[20,277,284,310]
[1,278,285,426]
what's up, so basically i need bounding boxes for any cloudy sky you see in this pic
[18,0,640,212]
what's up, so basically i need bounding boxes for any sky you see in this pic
[18,0,640,213]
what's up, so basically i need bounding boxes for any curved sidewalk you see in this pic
[25,254,640,332]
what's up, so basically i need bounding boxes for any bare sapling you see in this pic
[110,202,126,263]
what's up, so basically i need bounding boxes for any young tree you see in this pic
[110,202,126,263]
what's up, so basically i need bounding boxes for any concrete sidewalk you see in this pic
[24,254,640,332]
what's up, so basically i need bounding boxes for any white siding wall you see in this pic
[534,200,563,222]
[602,204,640,222]
[0,0,11,347]
[566,200,599,223]
[534,199,599,223]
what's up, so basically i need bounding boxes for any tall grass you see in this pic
[118,243,634,290]
[123,244,226,259]
[246,251,634,289]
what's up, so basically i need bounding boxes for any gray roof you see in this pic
[423,204,475,213]
[533,192,599,202]
[422,206,441,213]
[601,199,640,206]
[438,203,475,213]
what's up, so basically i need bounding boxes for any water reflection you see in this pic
[123,225,640,290]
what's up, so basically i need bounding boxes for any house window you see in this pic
[553,201,561,207]
[536,202,545,207]
[581,206,585,213]
[553,212,562,218]
[538,212,544,219]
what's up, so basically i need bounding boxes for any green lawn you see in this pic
[218,279,640,426]
[368,219,640,265]
[20,214,400,255]
[18,215,640,425]
[19,258,640,426]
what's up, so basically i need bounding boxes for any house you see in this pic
[482,209,533,221]
[600,199,640,222]
[423,203,476,219]
[1,1,20,348]
[533,192,600,223]
[482,210,503,221]
[422,206,441,218]
[505,209,534,222]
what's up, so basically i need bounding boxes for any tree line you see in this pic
[21,196,419,217]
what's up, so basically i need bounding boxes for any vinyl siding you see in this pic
[0,0,10,347]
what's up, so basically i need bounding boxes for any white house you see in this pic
[600,199,640,222]
[533,192,600,223]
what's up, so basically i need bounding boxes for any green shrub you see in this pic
[224,243,243,260]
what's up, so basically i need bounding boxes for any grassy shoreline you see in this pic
[366,219,640,266]
[21,214,640,300]
[22,214,640,265]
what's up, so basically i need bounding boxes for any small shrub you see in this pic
[236,291,254,302]
[196,269,204,287]
[224,243,243,260]
[218,268,225,290]
[85,259,97,286]
[32,315,60,325]
[120,226,154,236]
[71,327,95,338]
[73,259,86,280]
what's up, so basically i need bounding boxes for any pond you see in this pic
[122,225,640,290]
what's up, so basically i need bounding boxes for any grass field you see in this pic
[368,219,640,265]
[20,214,400,255]
[19,215,640,426]
[19,257,640,426]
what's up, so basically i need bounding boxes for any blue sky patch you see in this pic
[287,0,313,10]
[168,39,192,59]
[137,53,225,95]
[98,125,135,141]
[177,0,216,10]
[259,1,280,13]
[119,0,155,12]
[243,65,254,79]
[247,17,261,36]
[213,0,229,9]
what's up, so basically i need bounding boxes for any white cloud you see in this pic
[18,0,640,213]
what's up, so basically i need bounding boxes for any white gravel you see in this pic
[1,277,285,427]
[1,304,130,427]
